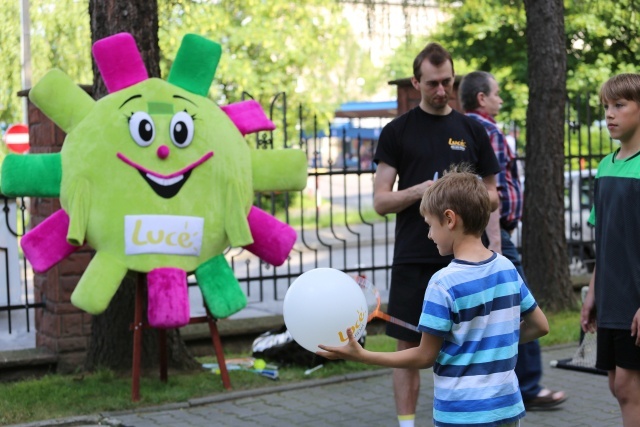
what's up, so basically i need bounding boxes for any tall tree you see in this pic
[84,0,197,371]
[522,0,575,311]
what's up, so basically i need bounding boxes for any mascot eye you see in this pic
[128,111,155,147]
[170,111,194,148]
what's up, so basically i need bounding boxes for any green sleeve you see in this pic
[224,180,253,247]
[66,177,91,246]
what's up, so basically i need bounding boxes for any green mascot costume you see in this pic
[1,33,307,328]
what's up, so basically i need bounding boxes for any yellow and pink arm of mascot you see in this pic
[0,33,308,329]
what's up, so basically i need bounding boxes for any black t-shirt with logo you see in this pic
[374,107,500,264]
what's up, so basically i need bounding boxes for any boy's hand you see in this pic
[317,328,365,362]
[581,285,597,334]
[631,308,640,347]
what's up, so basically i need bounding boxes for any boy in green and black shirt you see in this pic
[581,73,640,426]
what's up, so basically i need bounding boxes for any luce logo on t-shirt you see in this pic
[448,138,467,151]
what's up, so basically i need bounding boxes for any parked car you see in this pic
[510,168,597,274]
[564,168,597,273]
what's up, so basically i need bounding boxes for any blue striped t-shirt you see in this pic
[418,252,537,427]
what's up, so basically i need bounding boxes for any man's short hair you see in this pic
[419,164,490,236]
[600,73,640,104]
[413,42,454,81]
[459,71,495,112]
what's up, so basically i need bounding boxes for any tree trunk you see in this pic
[522,0,576,312]
[84,0,198,372]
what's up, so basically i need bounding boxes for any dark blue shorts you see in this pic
[596,327,640,371]
[386,262,447,342]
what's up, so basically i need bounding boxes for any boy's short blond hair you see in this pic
[419,164,491,236]
[600,73,640,104]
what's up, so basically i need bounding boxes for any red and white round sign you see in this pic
[3,124,30,154]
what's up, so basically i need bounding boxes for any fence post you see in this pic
[0,199,21,314]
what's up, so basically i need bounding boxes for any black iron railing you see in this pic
[0,196,42,335]
[0,93,614,345]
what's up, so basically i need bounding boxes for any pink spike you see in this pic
[243,206,297,266]
[20,209,81,273]
[147,268,190,329]
[92,33,148,93]
[221,100,276,136]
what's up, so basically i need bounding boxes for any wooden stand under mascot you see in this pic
[1,33,307,329]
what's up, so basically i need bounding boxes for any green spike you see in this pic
[29,69,95,134]
[167,34,221,96]
[0,153,61,197]
[195,255,246,318]
[251,150,308,192]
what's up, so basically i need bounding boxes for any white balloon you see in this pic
[283,268,368,353]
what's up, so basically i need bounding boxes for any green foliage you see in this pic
[1,0,382,149]
[0,1,92,128]
[564,124,618,170]
[0,2,22,126]
[0,149,5,176]
[565,0,640,94]
[382,34,427,83]
[408,0,640,125]
[406,0,529,123]
[157,0,379,145]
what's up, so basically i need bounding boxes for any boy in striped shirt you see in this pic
[319,166,549,426]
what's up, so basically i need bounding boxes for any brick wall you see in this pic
[22,91,94,373]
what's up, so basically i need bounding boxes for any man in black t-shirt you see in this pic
[373,43,500,427]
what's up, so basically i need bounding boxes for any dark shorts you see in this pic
[386,262,448,342]
[596,327,640,371]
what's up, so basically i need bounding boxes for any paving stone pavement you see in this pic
[11,344,621,427]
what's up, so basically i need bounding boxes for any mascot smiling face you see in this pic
[61,76,253,273]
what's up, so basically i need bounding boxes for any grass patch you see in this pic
[0,313,581,425]
[539,309,581,347]
[0,335,391,425]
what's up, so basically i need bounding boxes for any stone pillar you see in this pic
[388,77,421,116]
[20,89,94,373]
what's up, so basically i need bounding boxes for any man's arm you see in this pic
[482,174,500,212]
[581,267,597,334]
[631,307,640,347]
[486,207,502,254]
[373,162,435,216]
[519,306,549,343]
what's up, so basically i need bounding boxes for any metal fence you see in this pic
[0,93,614,348]
[227,92,394,311]
[0,197,40,339]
